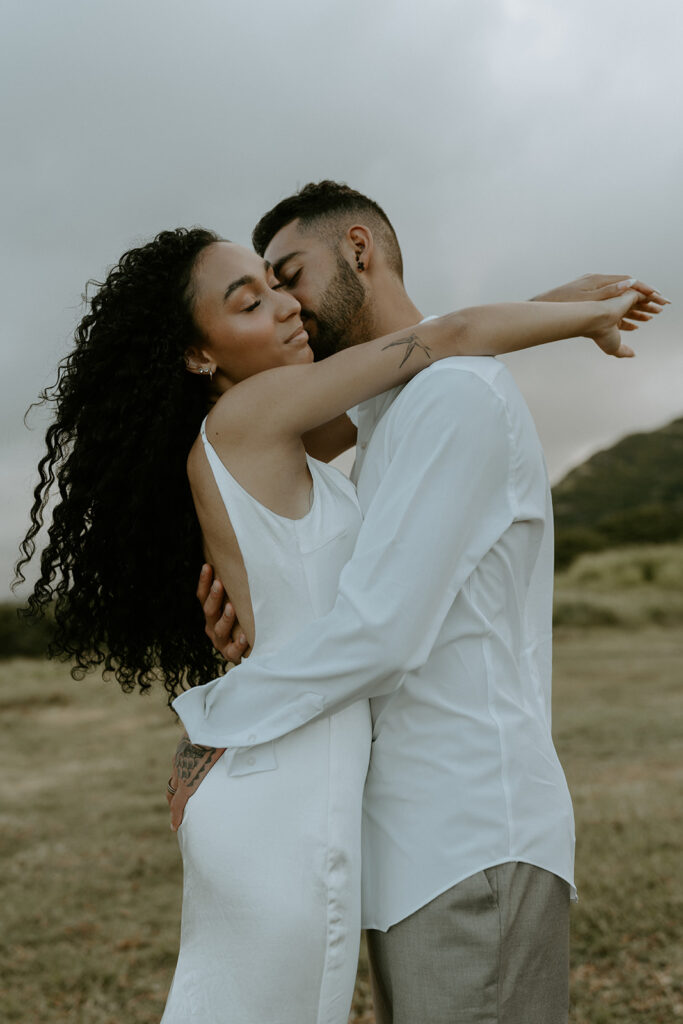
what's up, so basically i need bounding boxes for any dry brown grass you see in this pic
[1,627,681,1022]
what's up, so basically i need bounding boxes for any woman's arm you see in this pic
[216,290,646,441]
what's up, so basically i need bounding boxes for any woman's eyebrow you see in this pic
[223,261,279,301]
[223,275,255,302]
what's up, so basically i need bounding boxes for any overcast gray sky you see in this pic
[2,0,682,599]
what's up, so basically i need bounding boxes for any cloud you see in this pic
[2,0,681,595]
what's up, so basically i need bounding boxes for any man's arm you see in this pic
[302,413,358,462]
[173,365,517,747]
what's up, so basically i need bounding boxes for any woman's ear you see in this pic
[345,224,374,274]
[184,346,216,377]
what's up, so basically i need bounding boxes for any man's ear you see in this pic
[344,224,374,274]
[184,345,216,377]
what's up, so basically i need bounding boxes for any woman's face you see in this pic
[187,241,312,387]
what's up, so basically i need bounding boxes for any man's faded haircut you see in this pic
[252,180,404,280]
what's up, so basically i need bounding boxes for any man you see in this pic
[171,181,663,1023]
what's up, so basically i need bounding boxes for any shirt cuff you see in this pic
[172,681,326,748]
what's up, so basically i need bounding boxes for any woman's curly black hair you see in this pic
[14,227,226,705]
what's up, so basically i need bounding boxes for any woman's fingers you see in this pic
[206,595,249,663]
[225,634,250,665]
[168,746,226,830]
[625,300,663,317]
[597,277,670,303]
[621,278,655,297]
[196,563,214,604]
[170,788,189,831]
[166,760,182,823]
[633,301,664,314]
[621,310,654,323]
[593,277,639,299]
[614,288,642,317]
[213,602,235,642]
[199,566,232,653]
[209,602,245,661]
[202,578,226,639]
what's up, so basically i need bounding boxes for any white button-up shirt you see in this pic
[174,356,576,931]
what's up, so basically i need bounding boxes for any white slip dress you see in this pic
[160,419,372,1024]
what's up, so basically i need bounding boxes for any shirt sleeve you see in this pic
[173,366,517,747]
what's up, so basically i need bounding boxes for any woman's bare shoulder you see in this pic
[186,432,206,482]
[205,365,316,453]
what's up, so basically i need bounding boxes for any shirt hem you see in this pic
[362,857,577,932]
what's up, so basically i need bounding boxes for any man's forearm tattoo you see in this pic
[174,736,220,790]
[382,332,432,368]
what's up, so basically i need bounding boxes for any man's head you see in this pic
[252,181,405,359]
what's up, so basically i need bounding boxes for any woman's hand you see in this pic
[197,564,250,664]
[166,731,226,832]
[586,288,664,358]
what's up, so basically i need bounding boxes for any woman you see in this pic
[16,227,651,1023]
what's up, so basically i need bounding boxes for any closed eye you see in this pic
[278,268,302,289]
[244,275,282,307]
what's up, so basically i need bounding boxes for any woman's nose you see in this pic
[277,289,301,320]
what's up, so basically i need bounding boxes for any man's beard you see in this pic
[303,253,373,361]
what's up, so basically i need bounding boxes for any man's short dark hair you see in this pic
[252,180,404,279]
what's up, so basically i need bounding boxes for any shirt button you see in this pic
[247,734,256,743]
[246,755,256,766]
[360,442,367,450]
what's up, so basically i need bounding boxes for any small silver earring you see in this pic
[200,367,213,381]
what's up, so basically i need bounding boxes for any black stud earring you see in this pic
[355,252,365,272]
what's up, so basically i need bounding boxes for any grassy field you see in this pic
[1,627,682,1022]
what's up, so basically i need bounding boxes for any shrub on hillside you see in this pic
[0,603,55,659]
[554,504,683,570]
[555,526,608,571]
[553,542,683,628]
[562,543,683,591]
[598,503,683,547]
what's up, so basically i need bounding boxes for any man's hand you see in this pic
[166,731,226,832]
[197,563,250,664]
[532,273,670,330]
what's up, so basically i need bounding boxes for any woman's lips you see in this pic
[284,327,309,344]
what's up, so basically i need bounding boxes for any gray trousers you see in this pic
[366,862,570,1024]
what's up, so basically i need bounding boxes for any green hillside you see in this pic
[553,416,683,568]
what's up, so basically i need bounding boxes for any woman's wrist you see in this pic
[583,300,611,340]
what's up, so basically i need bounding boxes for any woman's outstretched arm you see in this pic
[216,288,652,442]
[300,276,666,462]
